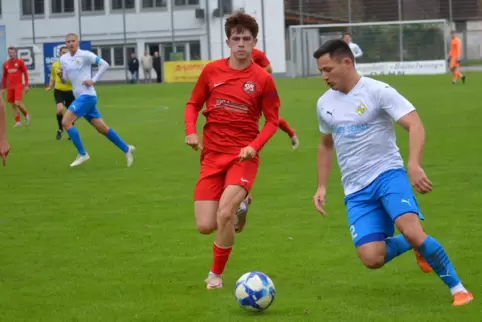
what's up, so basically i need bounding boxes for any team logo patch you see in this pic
[356,103,368,116]
[243,81,256,94]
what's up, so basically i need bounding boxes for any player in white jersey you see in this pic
[58,33,135,167]
[343,33,363,61]
[312,39,473,306]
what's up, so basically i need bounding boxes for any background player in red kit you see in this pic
[1,46,30,127]
[251,47,299,149]
[184,12,280,289]
[0,94,9,165]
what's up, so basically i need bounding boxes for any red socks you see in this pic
[21,110,28,117]
[210,243,232,275]
[278,118,295,138]
[14,115,20,123]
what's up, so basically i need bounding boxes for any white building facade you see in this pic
[0,0,286,84]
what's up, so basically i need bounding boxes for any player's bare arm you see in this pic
[244,77,279,157]
[21,62,29,92]
[57,66,68,84]
[264,65,273,74]
[46,75,55,92]
[396,111,432,194]
[0,97,10,165]
[184,68,209,151]
[314,133,334,215]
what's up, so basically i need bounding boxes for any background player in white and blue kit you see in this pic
[343,32,362,64]
[312,39,473,306]
[58,33,135,167]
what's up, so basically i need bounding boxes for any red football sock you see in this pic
[210,243,232,275]
[21,110,28,117]
[14,115,20,123]
[278,118,295,138]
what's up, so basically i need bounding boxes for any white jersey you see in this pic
[60,49,101,98]
[348,42,363,59]
[316,77,415,196]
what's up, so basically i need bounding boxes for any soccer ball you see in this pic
[234,271,275,312]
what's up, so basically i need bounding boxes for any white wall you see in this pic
[0,0,286,84]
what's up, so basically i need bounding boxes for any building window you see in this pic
[51,0,75,14]
[81,0,104,12]
[92,45,136,67]
[142,0,167,9]
[174,0,199,5]
[22,0,45,15]
[112,0,135,10]
[161,41,201,61]
[189,41,201,60]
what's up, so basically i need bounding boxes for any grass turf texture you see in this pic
[0,74,480,321]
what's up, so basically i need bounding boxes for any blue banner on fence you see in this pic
[0,26,7,82]
[43,41,91,84]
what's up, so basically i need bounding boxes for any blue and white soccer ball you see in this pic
[234,271,276,312]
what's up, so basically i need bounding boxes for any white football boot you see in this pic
[125,145,136,167]
[70,153,90,167]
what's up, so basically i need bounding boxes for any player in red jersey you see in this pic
[1,46,30,127]
[184,12,280,289]
[251,47,299,149]
[0,95,9,165]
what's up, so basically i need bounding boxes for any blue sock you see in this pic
[417,236,461,289]
[105,128,129,153]
[66,127,87,156]
[385,235,412,263]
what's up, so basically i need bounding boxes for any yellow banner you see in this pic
[163,60,211,83]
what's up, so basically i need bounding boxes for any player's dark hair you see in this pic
[59,46,68,54]
[313,39,355,64]
[7,46,16,51]
[343,32,351,36]
[224,11,259,39]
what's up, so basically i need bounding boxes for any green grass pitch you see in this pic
[0,73,480,321]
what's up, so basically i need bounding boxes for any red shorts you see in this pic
[194,150,260,201]
[7,85,23,103]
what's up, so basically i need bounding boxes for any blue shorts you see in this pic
[344,168,424,247]
[68,95,102,122]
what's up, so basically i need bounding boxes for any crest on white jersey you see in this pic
[356,103,368,116]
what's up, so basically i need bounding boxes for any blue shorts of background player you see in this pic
[62,94,135,167]
[342,168,472,306]
[68,94,102,122]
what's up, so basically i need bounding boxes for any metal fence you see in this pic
[285,0,482,63]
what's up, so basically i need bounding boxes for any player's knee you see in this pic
[196,223,216,235]
[357,242,386,269]
[359,253,385,269]
[216,205,235,226]
[395,213,426,247]
[92,121,109,135]
[62,119,73,129]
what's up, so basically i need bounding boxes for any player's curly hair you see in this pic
[224,11,259,39]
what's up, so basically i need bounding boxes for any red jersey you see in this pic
[251,48,271,68]
[2,58,29,89]
[184,58,280,154]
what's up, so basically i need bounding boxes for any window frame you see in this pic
[174,0,199,7]
[50,0,75,16]
[21,0,46,18]
[80,0,105,14]
[141,0,167,11]
[91,44,137,68]
[111,0,136,11]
